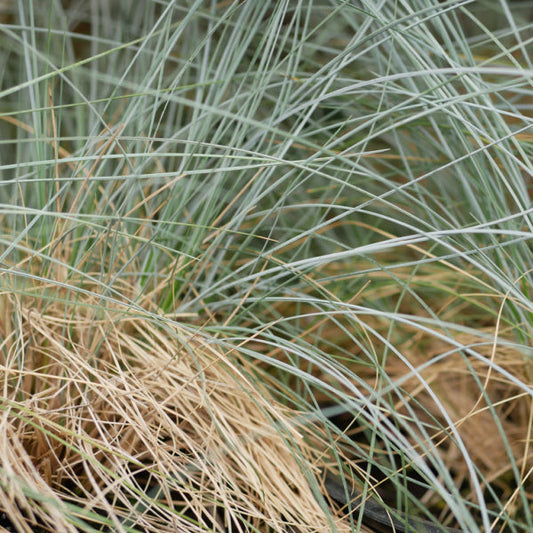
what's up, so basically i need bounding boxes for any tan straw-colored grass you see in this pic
[0,233,358,533]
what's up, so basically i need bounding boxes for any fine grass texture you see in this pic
[1,0,533,531]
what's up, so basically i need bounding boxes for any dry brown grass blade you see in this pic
[0,231,357,532]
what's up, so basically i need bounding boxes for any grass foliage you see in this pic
[1,0,533,531]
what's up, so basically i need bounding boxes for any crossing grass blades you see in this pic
[1,0,533,531]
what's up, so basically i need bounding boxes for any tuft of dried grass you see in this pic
[0,238,355,533]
